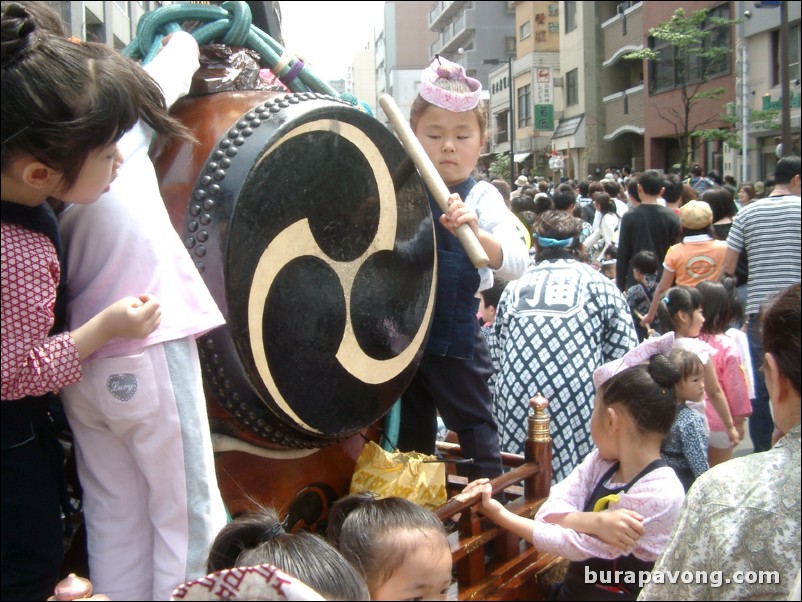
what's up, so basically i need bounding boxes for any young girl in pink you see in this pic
[1,7,161,597]
[465,347,686,601]
[656,285,740,449]
[696,279,751,465]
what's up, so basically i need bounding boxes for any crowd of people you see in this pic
[2,2,800,600]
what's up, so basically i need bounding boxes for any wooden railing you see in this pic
[434,394,565,600]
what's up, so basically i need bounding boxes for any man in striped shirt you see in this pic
[722,155,801,452]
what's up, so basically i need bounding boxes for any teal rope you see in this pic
[381,400,402,452]
[122,1,371,114]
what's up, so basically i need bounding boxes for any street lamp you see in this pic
[485,58,515,186]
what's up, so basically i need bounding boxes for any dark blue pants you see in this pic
[398,321,503,480]
[747,314,774,452]
[1,429,64,601]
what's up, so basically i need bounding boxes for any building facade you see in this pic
[732,0,801,182]
[373,1,439,128]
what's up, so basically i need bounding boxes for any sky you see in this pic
[278,1,385,82]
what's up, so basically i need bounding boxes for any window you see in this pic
[771,24,800,86]
[565,1,577,32]
[517,84,531,127]
[494,111,509,145]
[648,4,732,94]
[520,21,531,40]
[703,4,731,79]
[566,69,578,106]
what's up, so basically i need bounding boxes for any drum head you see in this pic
[176,92,435,446]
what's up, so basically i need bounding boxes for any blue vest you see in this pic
[424,177,482,359]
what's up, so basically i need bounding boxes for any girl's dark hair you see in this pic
[2,3,191,188]
[668,348,704,381]
[238,534,370,601]
[327,493,448,594]
[207,507,286,573]
[761,283,801,396]
[592,191,616,215]
[697,278,738,335]
[533,209,584,262]
[656,285,703,335]
[598,354,679,435]
[3,1,65,36]
[207,507,370,601]
[702,187,738,223]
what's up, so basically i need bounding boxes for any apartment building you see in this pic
[733,0,801,181]
[374,1,438,128]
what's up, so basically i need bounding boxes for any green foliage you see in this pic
[490,153,511,182]
[623,7,741,178]
[695,108,781,149]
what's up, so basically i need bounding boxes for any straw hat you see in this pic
[679,200,713,229]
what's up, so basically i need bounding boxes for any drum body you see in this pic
[154,90,435,450]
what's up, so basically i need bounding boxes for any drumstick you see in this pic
[378,94,490,268]
[633,310,657,338]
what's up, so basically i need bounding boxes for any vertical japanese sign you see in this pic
[535,67,554,131]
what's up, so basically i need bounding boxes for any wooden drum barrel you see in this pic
[153,90,435,452]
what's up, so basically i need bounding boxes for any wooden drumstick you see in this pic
[379,94,490,268]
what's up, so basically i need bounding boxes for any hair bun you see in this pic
[1,2,38,67]
[648,353,681,389]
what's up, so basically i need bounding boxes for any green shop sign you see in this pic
[762,92,801,110]
[535,104,554,131]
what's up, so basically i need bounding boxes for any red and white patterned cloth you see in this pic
[171,564,324,601]
[1,221,81,400]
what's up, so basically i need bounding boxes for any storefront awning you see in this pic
[513,152,532,163]
[552,115,584,139]
[552,115,586,151]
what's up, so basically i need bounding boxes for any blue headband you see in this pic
[536,235,573,248]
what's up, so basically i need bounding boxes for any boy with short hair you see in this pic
[627,250,660,340]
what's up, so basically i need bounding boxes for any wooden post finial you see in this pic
[527,393,550,443]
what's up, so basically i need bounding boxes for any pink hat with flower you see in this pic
[420,55,482,112]
[593,332,675,388]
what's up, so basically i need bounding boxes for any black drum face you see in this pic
[186,93,435,446]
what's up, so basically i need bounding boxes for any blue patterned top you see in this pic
[661,403,709,479]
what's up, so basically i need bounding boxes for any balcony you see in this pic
[429,1,466,30]
[430,11,471,58]
[603,85,645,140]
[601,1,643,67]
